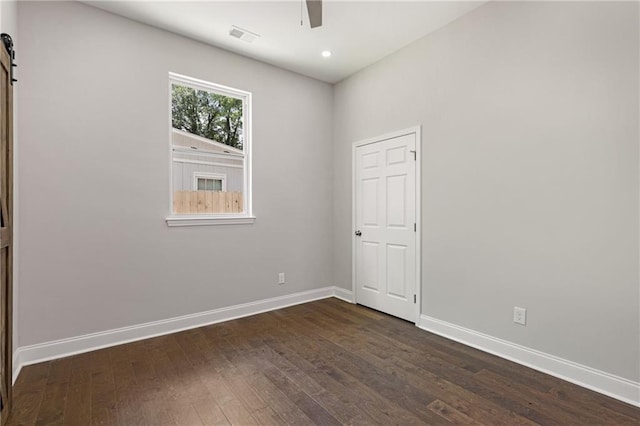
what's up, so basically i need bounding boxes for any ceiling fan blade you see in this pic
[306,0,322,28]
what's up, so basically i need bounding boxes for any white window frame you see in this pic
[193,172,227,192]
[166,72,255,226]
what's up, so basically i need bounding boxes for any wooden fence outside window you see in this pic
[173,191,243,214]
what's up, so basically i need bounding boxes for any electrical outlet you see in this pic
[278,273,285,285]
[513,306,526,325]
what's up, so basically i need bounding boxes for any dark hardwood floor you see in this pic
[7,298,640,425]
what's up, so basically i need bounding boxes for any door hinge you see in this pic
[414,223,416,232]
[410,150,416,160]
[414,294,416,303]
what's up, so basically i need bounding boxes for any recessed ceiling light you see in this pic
[321,50,332,58]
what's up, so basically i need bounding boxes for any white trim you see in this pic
[243,88,253,218]
[193,172,227,192]
[333,287,355,303]
[12,351,21,385]
[351,126,422,324]
[11,79,18,388]
[172,128,244,156]
[414,127,422,322]
[169,72,252,101]
[166,215,256,227]
[172,158,243,169]
[12,286,349,382]
[168,72,253,225]
[172,146,244,160]
[418,314,640,408]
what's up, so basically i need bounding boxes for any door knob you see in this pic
[355,230,362,236]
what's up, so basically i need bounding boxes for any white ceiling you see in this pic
[84,1,485,83]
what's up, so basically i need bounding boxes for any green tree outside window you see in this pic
[172,85,243,150]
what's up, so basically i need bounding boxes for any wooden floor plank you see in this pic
[169,332,231,426]
[548,384,640,424]
[266,334,421,424]
[257,344,372,425]
[305,303,538,425]
[127,340,177,426]
[303,304,558,425]
[109,345,146,426]
[474,368,637,426]
[256,328,392,425]
[34,358,72,426]
[7,299,640,426]
[427,399,482,425]
[285,314,451,424]
[89,350,118,426]
[269,309,443,425]
[7,363,51,426]
[246,373,314,426]
[62,354,92,426]
[181,329,257,425]
[251,406,285,425]
[144,336,204,426]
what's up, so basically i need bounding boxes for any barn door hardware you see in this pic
[0,33,16,85]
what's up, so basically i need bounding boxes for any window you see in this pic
[193,172,226,192]
[166,73,254,226]
[197,178,222,191]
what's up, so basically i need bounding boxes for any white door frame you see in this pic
[351,126,422,324]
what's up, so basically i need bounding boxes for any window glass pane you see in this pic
[171,84,243,151]
[171,77,248,216]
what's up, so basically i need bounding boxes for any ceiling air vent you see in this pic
[229,26,260,43]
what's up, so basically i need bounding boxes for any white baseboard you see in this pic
[333,286,354,303]
[13,286,350,383]
[418,314,640,408]
[11,352,21,385]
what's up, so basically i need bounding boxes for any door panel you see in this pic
[355,133,416,322]
[362,178,379,226]
[386,175,407,227]
[362,151,379,169]
[386,145,406,165]
[360,242,380,291]
[386,244,407,299]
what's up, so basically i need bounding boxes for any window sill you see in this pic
[165,215,256,227]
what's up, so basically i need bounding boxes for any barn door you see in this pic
[0,33,14,425]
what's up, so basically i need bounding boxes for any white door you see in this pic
[354,132,417,322]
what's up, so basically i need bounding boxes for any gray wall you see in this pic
[17,1,333,346]
[333,1,639,381]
